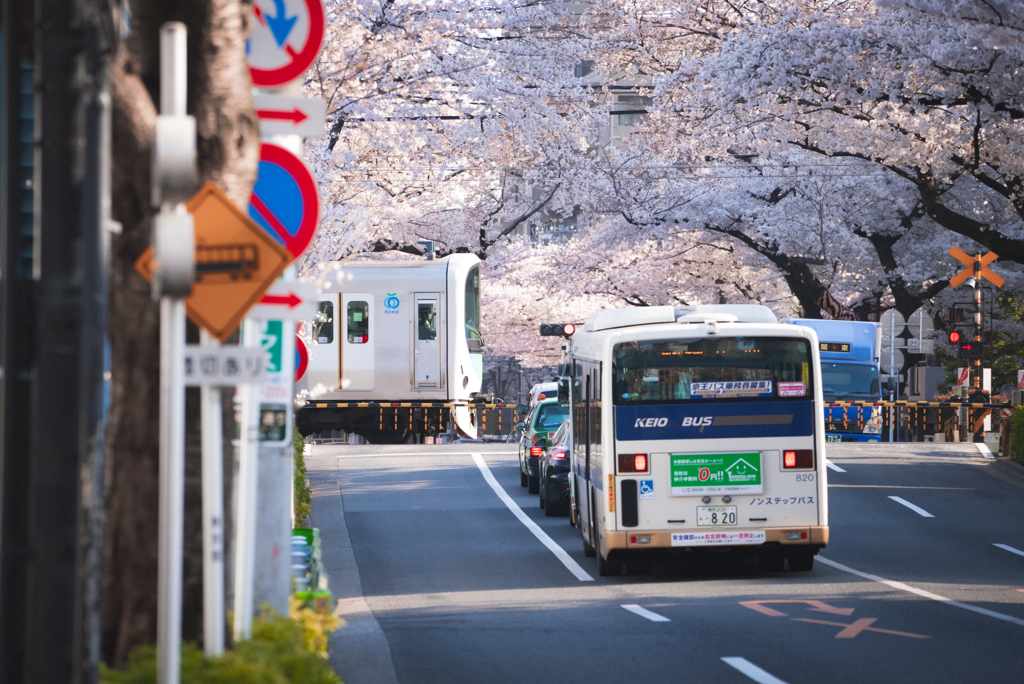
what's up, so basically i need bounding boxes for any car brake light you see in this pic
[530,446,543,458]
[617,453,648,473]
[551,449,567,460]
[783,449,814,469]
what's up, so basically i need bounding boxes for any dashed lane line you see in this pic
[721,657,790,684]
[994,543,1024,558]
[471,452,595,582]
[825,460,846,473]
[888,495,934,517]
[817,556,1024,628]
[621,604,671,622]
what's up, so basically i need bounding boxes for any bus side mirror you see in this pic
[515,421,526,430]
[557,377,570,404]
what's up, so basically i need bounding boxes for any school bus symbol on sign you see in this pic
[136,182,294,341]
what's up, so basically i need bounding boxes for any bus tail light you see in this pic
[783,449,814,469]
[530,446,544,458]
[618,453,649,473]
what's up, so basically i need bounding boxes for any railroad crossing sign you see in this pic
[248,0,326,88]
[248,143,320,258]
[183,346,268,386]
[949,248,1004,288]
[136,182,293,341]
[253,93,325,138]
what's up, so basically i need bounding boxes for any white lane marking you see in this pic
[975,443,995,459]
[818,556,1024,628]
[721,657,790,684]
[471,453,594,582]
[826,460,846,473]
[621,604,671,622]
[332,450,518,459]
[994,543,1024,558]
[888,495,934,517]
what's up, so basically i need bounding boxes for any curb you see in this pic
[986,456,1024,489]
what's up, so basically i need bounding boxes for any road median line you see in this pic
[471,452,594,582]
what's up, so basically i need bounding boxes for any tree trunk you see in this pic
[103,0,257,667]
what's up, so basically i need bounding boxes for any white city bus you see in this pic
[569,304,829,576]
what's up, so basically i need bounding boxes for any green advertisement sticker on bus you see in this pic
[670,452,763,495]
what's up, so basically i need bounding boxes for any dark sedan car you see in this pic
[538,420,571,516]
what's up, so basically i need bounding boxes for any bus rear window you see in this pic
[613,337,812,404]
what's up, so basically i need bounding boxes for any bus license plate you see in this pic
[697,505,737,527]
[826,435,841,443]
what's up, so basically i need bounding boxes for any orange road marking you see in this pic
[739,600,855,617]
[793,617,931,639]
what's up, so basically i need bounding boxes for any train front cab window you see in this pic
[465,265,482,352]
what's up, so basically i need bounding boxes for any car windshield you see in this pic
[614,336,813,404]
[535,403,569,429]
[821,362,879,400]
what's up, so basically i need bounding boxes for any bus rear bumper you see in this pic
[611,526,829,550]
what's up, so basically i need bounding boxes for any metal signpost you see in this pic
[232,0,326,641]
[152,23,196,684]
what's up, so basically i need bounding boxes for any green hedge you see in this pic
[294,429,312,526]
[1010,407,1024,466]
[101,603,341,684]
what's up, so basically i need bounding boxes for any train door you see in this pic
[414,293,442,388]
[340,294,374,390]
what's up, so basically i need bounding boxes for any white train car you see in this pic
[295,254,484,443]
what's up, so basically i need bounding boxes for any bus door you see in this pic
[414,293,442,388]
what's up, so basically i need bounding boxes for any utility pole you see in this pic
[0,0,112,681]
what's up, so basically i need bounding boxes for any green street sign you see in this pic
[670,452,763,495]
[260,320,283,373]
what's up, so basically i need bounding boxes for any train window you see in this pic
[314,301,334,344]
[347,301,369,344]
[418,302,437,340]
[465,265,482,351]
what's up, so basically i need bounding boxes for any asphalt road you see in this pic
[307,441,1024,684]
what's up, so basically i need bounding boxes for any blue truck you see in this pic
[784,319,884,443]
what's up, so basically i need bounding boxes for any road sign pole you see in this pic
[233,319,262,641]
[889,314,895,443]
[157,297,187,684]
[155,23,195,684]
[200,330,226,656]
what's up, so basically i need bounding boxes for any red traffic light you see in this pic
[563,323,576,336]
[949,330,961,343]
[540,323,576,338]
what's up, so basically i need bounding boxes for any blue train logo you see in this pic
[384,293,400,310]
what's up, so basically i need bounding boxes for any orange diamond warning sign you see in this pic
[135,182,293,341]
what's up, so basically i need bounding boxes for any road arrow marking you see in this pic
[792,617,930,639]
[739,600,855,617]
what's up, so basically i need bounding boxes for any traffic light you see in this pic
[958,340,983,360]
[948,330,960,344]
[539,323,576,338]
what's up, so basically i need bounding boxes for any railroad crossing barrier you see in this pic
[826,399,1015,444]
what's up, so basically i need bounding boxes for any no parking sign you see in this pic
[248,143,320,258]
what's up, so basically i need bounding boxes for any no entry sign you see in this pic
[249,0,326,88]
[248,143,320,258]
